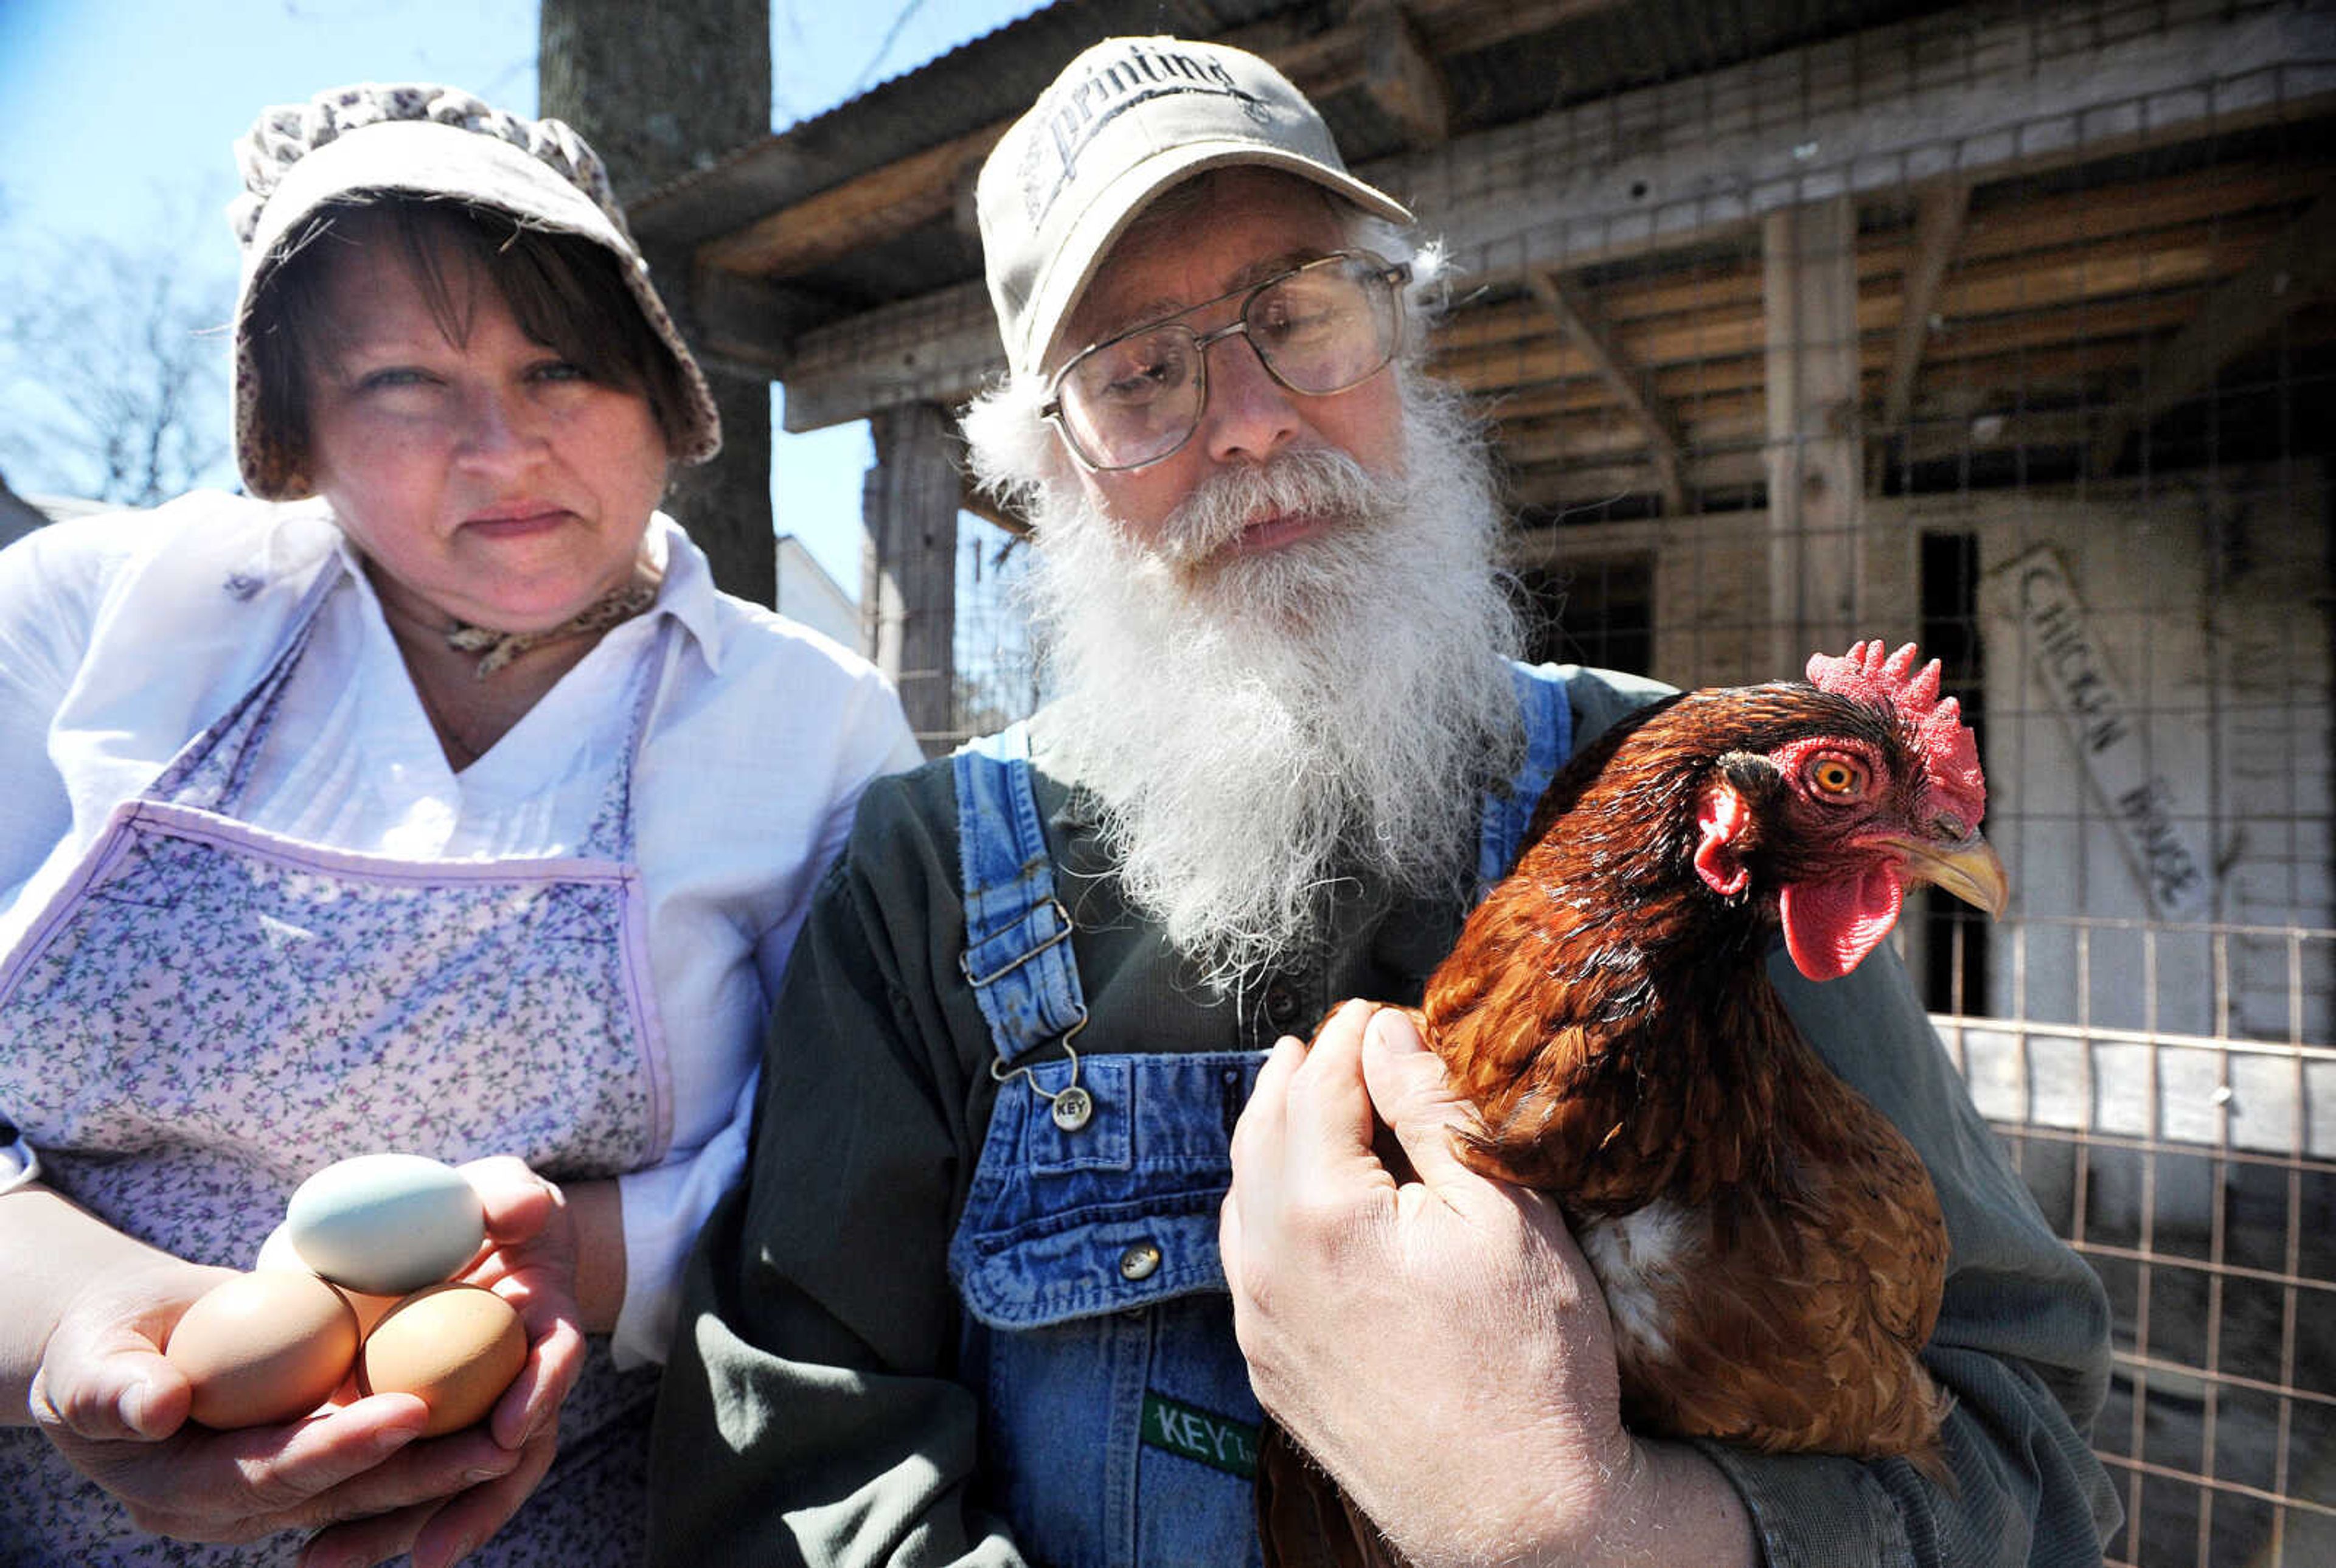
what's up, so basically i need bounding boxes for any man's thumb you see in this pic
[1359,1008,1476,1188]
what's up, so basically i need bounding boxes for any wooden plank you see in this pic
[2090,192,2336,473]
[1940,212,2284,320]
[1509,447,1770,511]
[700,122,1004,278]
[1884,182,1972,429]
[864,401,961,752]
[1526,270,1686,513]
[783,279,1001,431]
[1361,1,1451,148]
[1955,161,2331,265]
[1763,198,1866,674]
[689,266,830,373]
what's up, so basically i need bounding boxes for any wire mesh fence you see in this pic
[929,6,2334,1558]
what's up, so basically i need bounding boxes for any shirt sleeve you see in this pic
[0,521,109,913]
[647,770,1030,1566]
[611,667,925,1370]
[1700,948,2124,1567]
[0,521,118,1187]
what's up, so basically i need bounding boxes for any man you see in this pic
[649,35,2121,1567]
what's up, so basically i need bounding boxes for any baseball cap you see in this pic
[975,36,1414,378]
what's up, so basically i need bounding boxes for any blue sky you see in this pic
[0,0,1042,594]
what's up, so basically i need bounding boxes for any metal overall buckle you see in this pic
[990,1011,1094,1131]
[962,898,1094,1133]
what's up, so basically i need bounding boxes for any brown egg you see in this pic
[357,1283,527,1437]
[255,1223,401,1334]
[165,1271,361,1429]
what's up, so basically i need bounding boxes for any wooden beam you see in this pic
[700,122,1005,279]
[1223,0,1625,106]
[1763,198,1865,676]
[689,267,829,373]
[1882,182,1970,431]
[2089,191,2336,474]
[783,279,1001,432]
[1361,2,1450,148]
[1525,270,1687,513]
[864,402,962,752]
[1509,448,1770,512]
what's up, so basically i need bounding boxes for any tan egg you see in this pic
[254,1223,401,1334]
[357,1283,527,1437]
[165,1271,361,1429]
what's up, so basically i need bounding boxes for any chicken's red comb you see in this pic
[1806,641,1987,827]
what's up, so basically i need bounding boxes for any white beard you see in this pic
[1021,375,1523,986]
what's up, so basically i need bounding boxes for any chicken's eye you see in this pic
[1807,754,1868,798]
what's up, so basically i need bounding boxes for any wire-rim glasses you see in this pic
[1041,250,1411,472]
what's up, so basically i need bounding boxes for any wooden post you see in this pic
[1762,196,1865,678]
[864,403,960,753]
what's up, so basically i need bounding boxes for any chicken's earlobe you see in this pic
[1694,781,1754,897]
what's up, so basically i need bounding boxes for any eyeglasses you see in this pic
[1042,250,1411,472]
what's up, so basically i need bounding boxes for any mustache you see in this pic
[1151,446,1401,564]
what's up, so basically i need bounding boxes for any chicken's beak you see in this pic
[1883,830,2009,918]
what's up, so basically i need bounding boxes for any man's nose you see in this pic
[1200,331,1301,465]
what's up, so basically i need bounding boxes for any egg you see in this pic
[357,1283,527,1437]
[165,1271,360,1429]
[285,1154,485,1297]
[254,1223,401,1335]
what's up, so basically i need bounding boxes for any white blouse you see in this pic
[0,494,923,1365]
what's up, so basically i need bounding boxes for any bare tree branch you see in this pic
[0,220,235,506]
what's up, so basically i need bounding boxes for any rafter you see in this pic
[1526,270,1688,515]
[1360,2,1450,148]
[698,122,1004,279]
[2089,191,2336,474]
[1882,182,1970,431]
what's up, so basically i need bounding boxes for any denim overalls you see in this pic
[944,664,1572,1567]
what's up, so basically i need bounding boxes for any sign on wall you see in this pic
[1982,545,2213,922]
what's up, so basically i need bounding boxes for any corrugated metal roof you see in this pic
[633,0,1964,288]
[632,0,1288,250]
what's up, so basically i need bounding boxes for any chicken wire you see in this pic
[928,9,2334,1561]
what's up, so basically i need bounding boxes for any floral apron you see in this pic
[0,568,673,1566]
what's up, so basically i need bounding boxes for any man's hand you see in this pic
[1220,1001,1754,1568]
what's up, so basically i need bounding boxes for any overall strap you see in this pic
[952,723,1094,1128]
[1477,661,1575,895]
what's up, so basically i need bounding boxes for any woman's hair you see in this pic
[249,195,695,480]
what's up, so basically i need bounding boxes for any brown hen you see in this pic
[1257,642,2007,1568]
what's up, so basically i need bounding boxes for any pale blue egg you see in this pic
[284,1154,485,1296]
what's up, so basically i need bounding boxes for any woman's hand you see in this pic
[1219,1002,1754,1568]
[296,1157,594,1568]
[27,1251,515,1556]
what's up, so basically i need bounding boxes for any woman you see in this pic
[0,85,922,1565]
